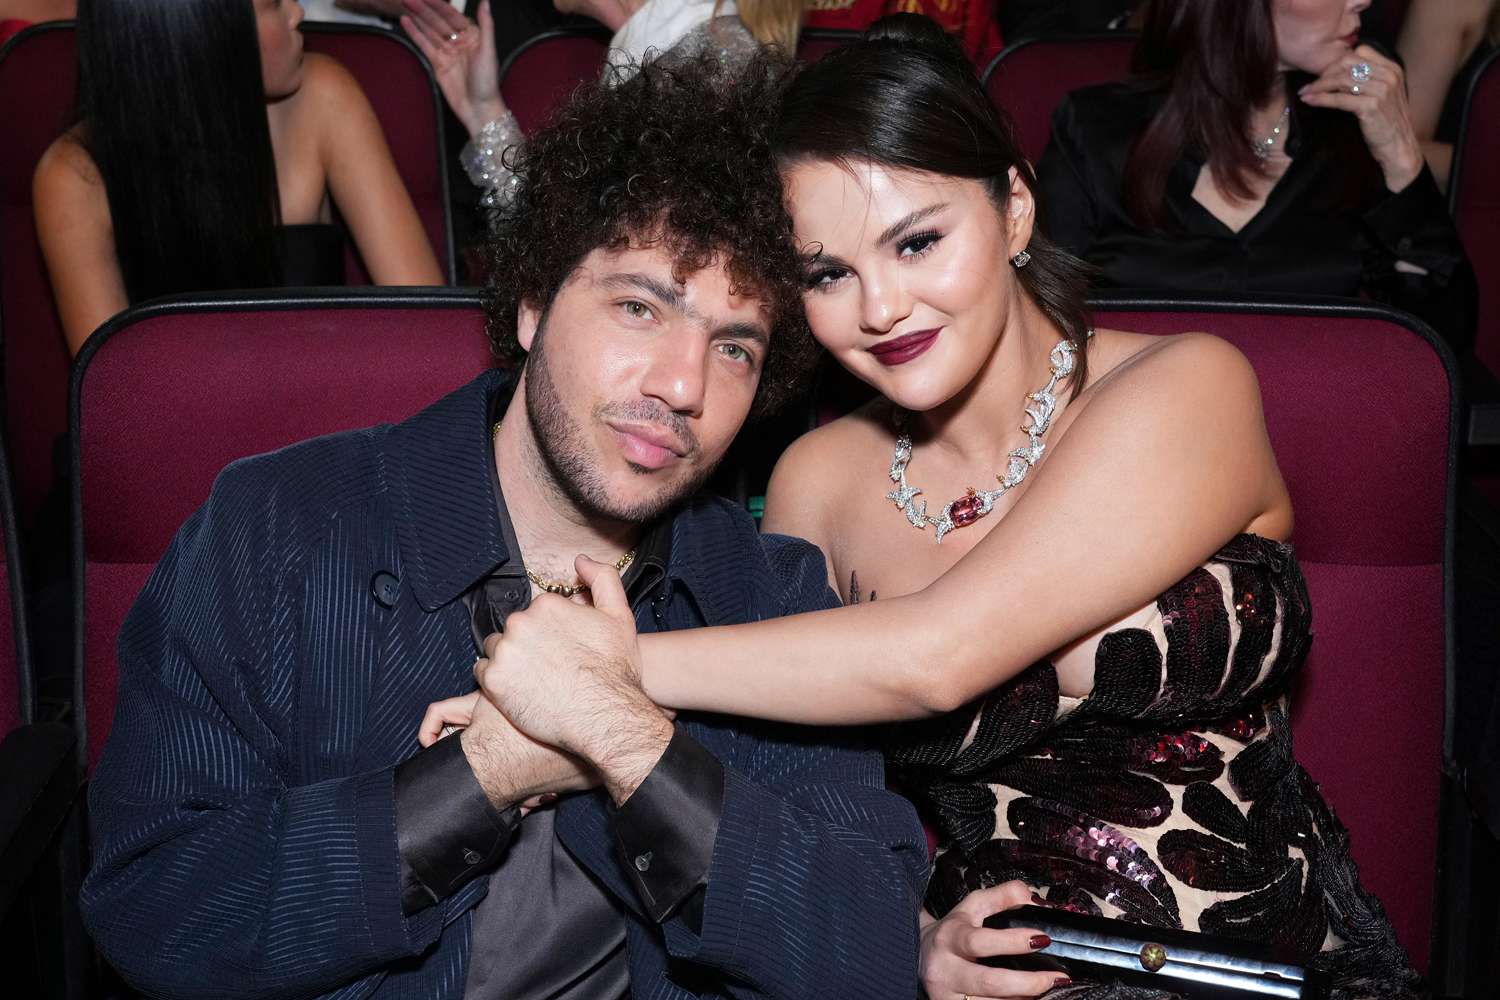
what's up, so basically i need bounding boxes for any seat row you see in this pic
[0,286,1452,980]
[4,24,1499,533]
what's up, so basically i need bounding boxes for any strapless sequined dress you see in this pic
[887,534,1422,999]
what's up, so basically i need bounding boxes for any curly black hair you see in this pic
[483,51,816,419]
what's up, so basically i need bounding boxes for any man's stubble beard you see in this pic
[523,323,716,526]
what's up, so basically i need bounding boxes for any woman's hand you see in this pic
[418,691,480,746]
[400,0,506,137]
[920,881,1069,1000]
[1298,45,1425,193]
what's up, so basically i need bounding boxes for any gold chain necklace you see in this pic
[491,421,638,596]
[526,549,636,598]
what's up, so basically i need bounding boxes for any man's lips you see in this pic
[868,327,941,366]
[608,421,688,470]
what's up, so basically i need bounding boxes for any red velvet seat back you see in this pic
[815,300,1453,969]
[499,27,861,138]
[981,35,1135,164]
[1089,302,1453,972]
[301,24,455,283]
[0,23,78,527]
[72,290,492,770]
[1452,48,1500,375]
[500,28,610,136]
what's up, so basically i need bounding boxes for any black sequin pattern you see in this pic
[890,535,1423,1000]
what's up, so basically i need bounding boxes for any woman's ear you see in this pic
[516,299,541,353]
[1004,166,1037,257]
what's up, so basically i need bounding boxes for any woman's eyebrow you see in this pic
[875,203,949,248]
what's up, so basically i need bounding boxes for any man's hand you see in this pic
[458,686,599,810]
[475,557,674,805]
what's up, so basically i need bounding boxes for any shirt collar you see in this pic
[385,369,715,616]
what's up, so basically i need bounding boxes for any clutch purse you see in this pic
[983,905,1331,999]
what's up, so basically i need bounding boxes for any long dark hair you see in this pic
[75,0,282,303]
[1123,0,1280,230]
[771,14,1093,394]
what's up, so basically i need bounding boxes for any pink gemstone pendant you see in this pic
[948,488,984,529]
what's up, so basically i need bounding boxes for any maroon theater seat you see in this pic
[70,289,492,771]
[0,22,78,528]
[981,34,1135,165]
[300,23,456,283]
[814,297,1455,971]
[499,27,859,138]
[1451,47,1500,377]
[796,28,859,63]
[499,27,610,136]
[0,24,455,530]
[1090,299,1455,974]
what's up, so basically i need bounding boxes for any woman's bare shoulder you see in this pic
[34,128,100,191]
[763,397,891,537]
[1085,328,1261,409]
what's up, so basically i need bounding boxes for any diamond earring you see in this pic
[1011,249,1032,269]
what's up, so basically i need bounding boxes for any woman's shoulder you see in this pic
[34,127,103,199]
[277,52,371,121]
[763,398,891,532]
[1092,328,1256,386]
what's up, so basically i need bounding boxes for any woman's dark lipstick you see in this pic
[869,328,941,366]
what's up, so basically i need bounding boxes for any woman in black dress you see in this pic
[1036,0,1477,355]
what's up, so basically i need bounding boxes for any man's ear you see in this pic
[1004,166,1037,258]
[517,299,542,353]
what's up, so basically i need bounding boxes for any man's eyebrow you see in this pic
[717,321,770,349]
[601,271,766,346]
[875,203,949,248]
[600,272,691,316]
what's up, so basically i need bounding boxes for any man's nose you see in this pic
[640,331,707,417]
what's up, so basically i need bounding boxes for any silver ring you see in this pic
[1350,61,1372,83]
[1351,83,1362,95]
[447,31,460,42]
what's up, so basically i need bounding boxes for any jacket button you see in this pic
[462,847,483,866]
[370,571,401,608]
[634,851,653,873]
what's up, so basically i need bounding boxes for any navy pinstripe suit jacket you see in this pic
[81,371,927,1000]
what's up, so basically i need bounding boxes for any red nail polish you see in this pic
[1030,892,1052,906]
[1029,934,1051,950]
[1053,977,1073,989]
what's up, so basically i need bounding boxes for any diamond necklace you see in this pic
[886,336,1081,543]
[1252,105,1291,161]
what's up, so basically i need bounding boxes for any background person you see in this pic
[1034,0,1477,355]
[33,0,443,356]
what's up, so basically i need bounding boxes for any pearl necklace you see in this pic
[886,337,1081,543]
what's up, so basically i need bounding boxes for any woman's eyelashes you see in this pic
[801,231,947,292]
[897,230,943,258]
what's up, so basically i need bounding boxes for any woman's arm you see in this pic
[310,55,445,284]
[1397,0,1494,188]
[33,137,129,356]
[641,333,1282,723]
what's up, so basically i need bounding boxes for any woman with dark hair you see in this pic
[425,14,1422,999]
[1035,0,1476,355]
[33,0,444,355]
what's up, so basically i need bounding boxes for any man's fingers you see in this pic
[575,556,632,619]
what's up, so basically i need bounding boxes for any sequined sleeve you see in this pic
[459,113,526,211]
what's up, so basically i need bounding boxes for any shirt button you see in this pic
[369,571,401,608]
[634,851,653,873]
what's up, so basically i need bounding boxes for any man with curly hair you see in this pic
[81,53,926,1000]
